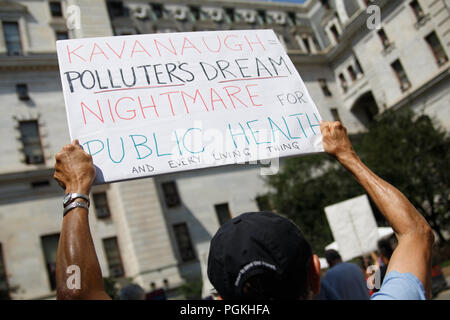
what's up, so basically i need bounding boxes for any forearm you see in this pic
[337,152,432,238]
[56,206,107,299]
[338,151,433,297]
[320,121,433,297]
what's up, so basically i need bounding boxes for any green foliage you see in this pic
[103,277,120,300]
[178,278,202,300]
[264,109,449,255]
[0,268,19,300]
[358,110,449,242]
[266,153,363,255]
[0,289,10,300]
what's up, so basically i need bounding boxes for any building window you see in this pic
[93,192,111,219]
[103,237,124,278]
[189,6,200,21]
[355,57,364,75]
[151,4,163,19]
[107,1,129,18]
[173,223,196,262]
[318,79,332,97]
[377,29,391,49]
[391,60,411,92]
[2,22,22,56]
[351,92,379,127]
[161,181,181,208]
[226,8,235,22]
[330,24,339,43]
[312,36,320,52]
[49,1,63,17]
[41,234,60,291]
[338,73,348,93]
[16,84,29,101]
[348,65,357,81]
[321,0,331,9]
[19,120,45,165]
[0,243,9,299]
[214,203,232,226]
[55,31,69,40]
[410,0,425,21]
[31,180,50,188]
[277,33,287,50]
[257,10,266,24]
[302,36,311,53]
[425,32,448,67]
[288,12,297,26]
[330,108,342,122]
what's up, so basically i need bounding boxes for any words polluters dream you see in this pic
[59,31,321,168]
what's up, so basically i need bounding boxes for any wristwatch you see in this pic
[63,201,89,217]
[63,192,90,208]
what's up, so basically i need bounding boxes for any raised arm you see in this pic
[320,121,434,298]
[53,140,111,300]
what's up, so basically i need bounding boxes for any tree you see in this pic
[178,278,202,299]
[357,109,449,243]
[103,277,120,300]
[264,109,449,254]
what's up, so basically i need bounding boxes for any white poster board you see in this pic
[324,194,379,261]
[56,29,323,183]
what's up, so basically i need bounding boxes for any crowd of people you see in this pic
[53,121,434,300]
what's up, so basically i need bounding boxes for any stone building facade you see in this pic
[0,0,448,299]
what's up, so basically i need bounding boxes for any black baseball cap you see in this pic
[207,211,312,300]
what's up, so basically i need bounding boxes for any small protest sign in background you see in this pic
[56,29,323,183]
[324,194,380,261]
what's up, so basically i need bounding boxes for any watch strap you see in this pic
[64,193,90,207]
[63,201,89,217]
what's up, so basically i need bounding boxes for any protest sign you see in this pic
[324,194,379,261]
[56,29,324,183]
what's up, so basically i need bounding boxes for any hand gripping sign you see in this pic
[57,29,324,183]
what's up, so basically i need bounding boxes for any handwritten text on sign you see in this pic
[56,30,324,183]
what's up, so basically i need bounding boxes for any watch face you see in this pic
[63,193,72,205]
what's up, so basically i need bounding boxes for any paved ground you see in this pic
[434,288,450,300]
[433,276,450,300]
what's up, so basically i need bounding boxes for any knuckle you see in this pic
[63,144,74,151]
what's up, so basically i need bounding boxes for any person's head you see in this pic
[150,282,156,290]
[324,249,342,268]
[207,211,321,300]
[377,238,393,264]
[119,283,146,300]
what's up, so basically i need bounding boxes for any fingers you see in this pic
[58,140,83,155]
[320,121,331,134]
[72,139,83,149]
[327,121,346,133]
[72,139,85,151]
[55,152,62,162]
[53,171,66,190]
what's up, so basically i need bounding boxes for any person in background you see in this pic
[53,121,434,300]
[119,283,146,300]
[314,278,341,300]
[319,249,370,300]
[145,282,167,300]
[372,238,394,293]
